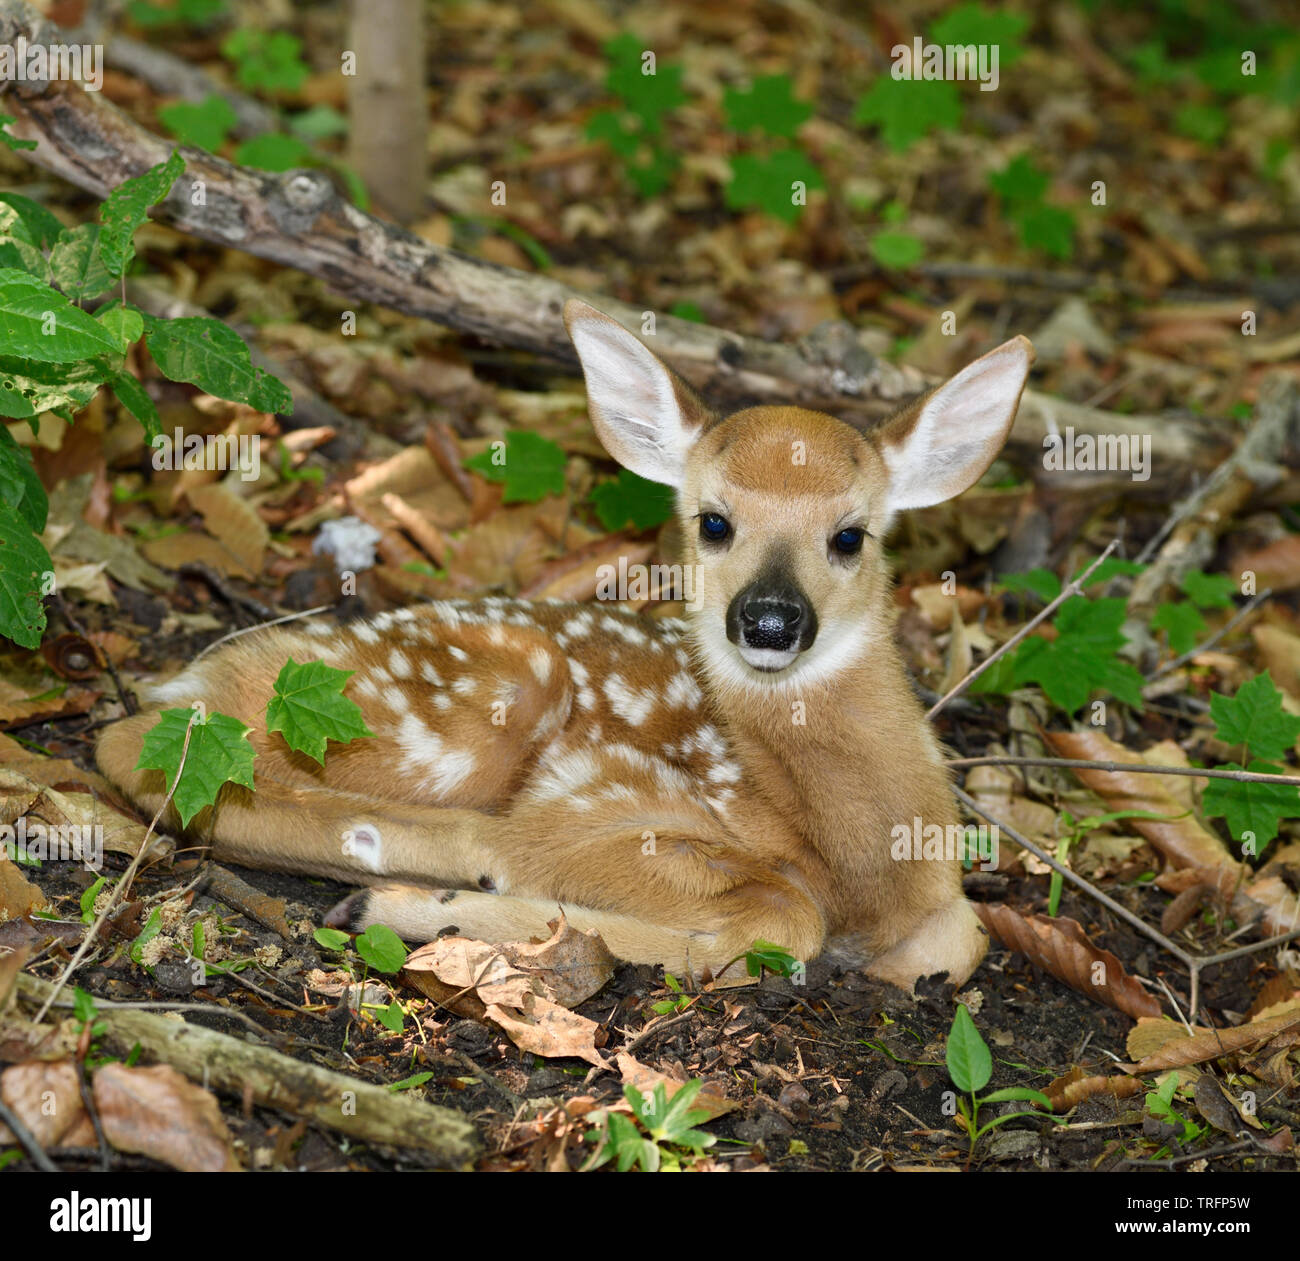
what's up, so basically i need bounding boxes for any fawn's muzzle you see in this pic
[727,578,818,667]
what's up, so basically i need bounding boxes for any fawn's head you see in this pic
[565,301,1034,690]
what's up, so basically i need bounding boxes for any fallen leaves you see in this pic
[973,902,1162,1019]
[403,914,616,1066]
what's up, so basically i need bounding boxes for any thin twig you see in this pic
[954,787,1194,967]
[1144,588,1272,687]
[191,604,332,665]
[33,709,199,1024]
[946,755,1300,787]
[927,542,1119,720]
[0,1098,57,1171]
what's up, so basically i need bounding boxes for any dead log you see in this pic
[0,0,1227,485]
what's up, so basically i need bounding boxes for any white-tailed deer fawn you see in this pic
[97,302,1033,989]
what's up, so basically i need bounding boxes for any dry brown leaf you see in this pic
[141,532,255,581]
[0,1060,94,1146]
[1252,625,1300,711]
[1232,535,1300,594]
[1042,1065,1144,1111]
[941,615,972,696]
[974,902,1162,1018]
[1125,1008,1300,1074]
[93,1062,240,1171]
[187,481,268,575]
[0,677,99,728]
[0,945,27,1011]
[0,860,50,921]
[1044,729,1225,870]
[403,913,615,1017]
[484,993,607,1069]
[615,1051,738,1120]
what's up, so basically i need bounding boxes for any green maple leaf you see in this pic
[853,77,961,152]
[589,469,675,531]
[930,3,1029,68]
[1151,602,1207,655]
[725,149,824,224]
[1201,761,1299,853]
[464,430,567,503]
[1209,672,1300,762]
[723,74,813,138]
[1010,597,1145,713]
[1001,568,1061,601]
[870,230,924,269]
[135,707,255,827]
[989,154,1048,207]
[265,658,374,765]
[604,34,686,134]
[1180,570,1236,609]
[1072,557,1145,588]
[158,96,238,151]
[1015,204,1076,260]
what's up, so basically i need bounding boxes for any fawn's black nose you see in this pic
[727,579,817,656]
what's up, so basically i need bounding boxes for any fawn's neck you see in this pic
[707,639,953,891]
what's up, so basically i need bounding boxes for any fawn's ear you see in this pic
[875,335,1034,517]
[564,299,712,488]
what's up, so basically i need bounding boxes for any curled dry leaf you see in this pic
[973,902,1162,1019]
[1042,1065,1144,1111]
[1044,729,1225,870]
[0,859,50,921]
[93,1062,240,1172]
[1047,729,1300,937]
[1124,1005,1300,1074]
[403,913,615,1018]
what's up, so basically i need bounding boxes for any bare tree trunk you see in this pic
[346,0,427,224]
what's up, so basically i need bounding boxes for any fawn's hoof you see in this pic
[324,889,370,932]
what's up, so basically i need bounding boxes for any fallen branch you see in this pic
[15,972,481,1166]
[0,0,1227,480]
[1129,375,1300,611]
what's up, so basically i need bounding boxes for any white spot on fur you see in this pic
[664,671,701,708]
[451,676,478,696]
[389,649,412,678]
[529,648,552,684]
[383,686,410,715]
[603,674,656,726]
[352,623,380,644]
[420,660,444,685]
[448,645,469,662]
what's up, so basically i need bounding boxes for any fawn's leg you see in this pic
[326,887,730,974]
[96,712,503,887]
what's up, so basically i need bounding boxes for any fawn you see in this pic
[96,301,1034,989]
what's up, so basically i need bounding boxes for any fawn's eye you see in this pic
[699,512,731,543]
[832,527,865,556]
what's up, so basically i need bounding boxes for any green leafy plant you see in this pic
[355,923,408,974]
[1144,1071,1204,1153]
[128,0,227,28]
[1150,569,1237,655]
[585,33,687,197]
[650,972,693,1016]
[587,1080,716,1171]
[946,1003,1051,1156]
[464,430,567,503]
[854,77,961,152]
[588,469,674,531]
[1201,672,1300,855]
[135,707,256,826]
[79,876,107,924]
[743,939,799,978]
[722,74,822,225]
[0,153,294,648]
[265,659,374,765]
[988,153,1076,260]
[221,27,311,96]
